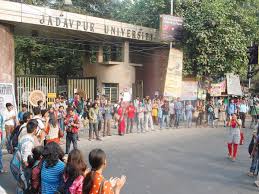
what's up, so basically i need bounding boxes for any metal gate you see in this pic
[67,77,96,100]
[16,75,58,111]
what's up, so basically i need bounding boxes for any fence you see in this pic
[16,75,58,111]
[67,77,96,100]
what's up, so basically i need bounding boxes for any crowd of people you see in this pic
[0,93,259,193]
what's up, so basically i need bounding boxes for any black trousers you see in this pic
[239,112,246,128]
[66,132,78,154]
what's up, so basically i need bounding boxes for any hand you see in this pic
[114,175,126,192]
[109,177,119,188]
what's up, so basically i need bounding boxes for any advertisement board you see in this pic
[160,15,183,42]
[181,81,198,100]
[0,83,17,113]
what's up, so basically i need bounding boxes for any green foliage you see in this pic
[179,0,258,77]
[15,37,83,84]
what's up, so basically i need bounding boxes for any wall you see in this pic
[0,24,14,83]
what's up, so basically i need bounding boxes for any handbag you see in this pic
[193,111,199,118]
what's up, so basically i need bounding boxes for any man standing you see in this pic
[65,107,80,154]
[33,107,46,144]
[161,101,170,129]
[227,99,236,119]
[169,100,175,127]
[126,101,135,134]
[239,99,249,128]
[174,98,183,128]
[144,99,153,131]
[18,104,27,123]
[3,103,16,153]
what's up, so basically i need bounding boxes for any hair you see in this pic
[65,149,87,181]
[82,149,106,194]
[49,112,58,128]
[37,100,43,106]
[43,142,64,168]
[26,119,38,134]
[41,109,48,117]
[92,103,97,108]
[6,103,12,108]
[33,107,41,115]
[32,146,44,161]
[67,107,74,112]
[22,104,27,108]
[22,112,32,123]
[59,105,64,109]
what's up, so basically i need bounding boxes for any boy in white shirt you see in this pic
[3,103,16,148]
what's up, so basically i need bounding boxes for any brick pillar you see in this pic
[0,24,15,84]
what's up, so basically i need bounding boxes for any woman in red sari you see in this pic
[117,104,125,136]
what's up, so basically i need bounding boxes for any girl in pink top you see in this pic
[63,149,88,194]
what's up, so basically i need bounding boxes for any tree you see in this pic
[179,0,258,78]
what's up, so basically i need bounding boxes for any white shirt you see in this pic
[33,115,45,136]
[169,102,175,114]
[3,109,16,126]
[19,134,35,163]
[18,123,27,142]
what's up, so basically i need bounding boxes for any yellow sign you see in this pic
[164,48,183,97]
[47,93,56,98]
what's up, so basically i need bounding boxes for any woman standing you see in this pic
[45,110,63,144]
[227,114,241,161]
[185,101,194,128]
[152,100,159,125]
[196,100,204,127]
[82,149,126,194]
[41,142,65,194]
[117,104,126,136]
[218,100,226,127]
[104,101,113,136]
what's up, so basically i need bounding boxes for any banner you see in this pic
[0,83,17,113]
[181,81,198,100]
[160,15,183,42]
[226,73,242,96]
[164,48,183,97]
[210,84,222,96]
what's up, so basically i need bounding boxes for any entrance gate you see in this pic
[67,77,96,100]
[16,75,58,111]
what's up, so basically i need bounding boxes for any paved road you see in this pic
[0,126,259,194]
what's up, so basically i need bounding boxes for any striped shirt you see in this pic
[41,160,65,194]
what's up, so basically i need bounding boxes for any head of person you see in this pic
[41,109,49,118]
[129,101,133,106]
[21,104,27,112]
[231,113,237,120]
[60,96,65,103]
[37,100,43,107]
[42,142,64,168]
[177,97,180,102]
[92,103,98,109]
[231,99,234,103]
[107,100,111,106]
[83,149,106,193]
[6,103,13,111]
[26,119,38,134]
[33,106,41,116]
[67,107,74,116]
[59,105,64,112]
[49,107,54,113]
[32,146,44,161]
[22,112,32,123]
[65,149,87,180]
[49,111,58,127]
[55,98,60,104]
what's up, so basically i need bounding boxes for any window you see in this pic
[103,83,119,103]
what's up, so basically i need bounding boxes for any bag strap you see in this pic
[98,179,105,194]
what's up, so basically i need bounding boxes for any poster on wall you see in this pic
[181,81,198,100]
[226,73,242,96]
[164,48,183,97]
[0,83,17,113]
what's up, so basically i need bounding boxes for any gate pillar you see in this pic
[0,24,15,84]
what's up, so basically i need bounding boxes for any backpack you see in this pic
[10,125,25,151]
[248,137,255,155]
[55,177,75,194]
[10,137,33,191]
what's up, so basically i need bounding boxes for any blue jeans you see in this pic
[250,153,259,175]
[186,112,193,128]
[66,132,78,154]
[208,113,214,127]
[161,115,169,128]
[58,118,65,132]
[175,112,181,127]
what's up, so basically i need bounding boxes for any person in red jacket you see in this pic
[126,101,136,134]
[65,107,80,154]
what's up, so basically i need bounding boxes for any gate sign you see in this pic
[160,15,183,42]
[0,83,17,113]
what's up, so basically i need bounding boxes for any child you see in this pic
[25,146,44,193]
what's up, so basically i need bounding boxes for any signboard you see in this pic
[164,48,183,97]
[0,0,158,42]
[160,15,183,42]
[226,73,242,96]
[47,93,57,98]
[210,84,222,96]
[181,81,198,100]
[0,83,17,113]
